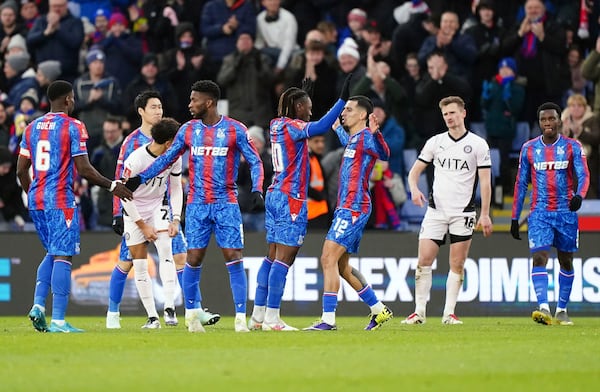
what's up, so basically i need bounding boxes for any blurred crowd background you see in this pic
[0,0,599,233]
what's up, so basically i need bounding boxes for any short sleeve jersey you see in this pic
[418,131,491,214]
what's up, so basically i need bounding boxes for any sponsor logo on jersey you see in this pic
[190,146,229,156]
[344,149,356,158]
[436,157,470,170]
[533,160,569,170]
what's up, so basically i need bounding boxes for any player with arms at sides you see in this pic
[304,96,393,331]
[107,91,220,329]
[401,96,493,325]
[119,118,183,329]
[247,76,352,331]
[511,102,589,326]
[127,80,264,332]
[17,80,132,333]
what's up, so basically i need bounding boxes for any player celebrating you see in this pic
[304,96,392,331]
[120,118,183,329]
[127,80,264,332]
[106,91,220,329]
[401,96,493,325]
[247,76,351,331]
[511,102,589,326]
[18,80,132,333]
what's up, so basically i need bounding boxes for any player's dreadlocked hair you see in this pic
[277,87,309,118]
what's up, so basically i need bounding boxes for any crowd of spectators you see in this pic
[1,0,599,233]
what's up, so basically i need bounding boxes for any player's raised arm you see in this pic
[305,73,352,137]
[139,124,188,183]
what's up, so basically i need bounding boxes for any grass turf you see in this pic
[1,316,600,391]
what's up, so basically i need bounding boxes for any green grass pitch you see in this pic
[2,316,600,391]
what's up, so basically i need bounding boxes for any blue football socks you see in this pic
[557,268,574,309]
[531,266,549,307]
[33,253,53,307]
[226,259,247,313]
[266,260,289,309]
[51,259,72,321]
[254,257,273,307]
[183,263,202,310]
[108,265,128,312]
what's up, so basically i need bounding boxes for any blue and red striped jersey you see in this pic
[335,126,390,213]
[512,135,590,219]
[112,128,152,216]
[19,112,89,210]
[267,117,311,199]
[140,116,264,204]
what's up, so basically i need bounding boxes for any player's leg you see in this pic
[260,191,305,331]
[402,209,445,324]
[335,209,393,330]
[250,192,277,328]
[129,242,160,329]
[442,237,471,324]
[262,244,300,331]
[28,210,51,331]
[182,205,212,332]
[554,212,579,325]
[106,237,132,329]
[214,203,249,332]
[46,208,83,333]
[155,232,177,326]
[172,232,220,326]
[249,242,275,330]
[339,262,393,330]
[306,239,346,330]
[527,212,553,325]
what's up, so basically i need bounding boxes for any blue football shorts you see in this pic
[185,203,244,249]
[325,207,370,254]
[265,190,308,247]
[527,210,579,253]
[30,208,80,256]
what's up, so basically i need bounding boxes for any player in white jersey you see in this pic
[120,118,183,329]
[402,96,493,325]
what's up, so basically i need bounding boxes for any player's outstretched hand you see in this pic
[569,194,583,211]
[339,73,353,101]
[251,191,265,211]
[510,219,521,240]
[112,182,133,200]
[112,215,124,236]
[125,176,142,192]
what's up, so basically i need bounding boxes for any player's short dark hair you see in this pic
[134,90,162,112]
[349,95,373,116]
[278,87,309,117]
[151,117,180,144]
[537,102,562,118]
[191,80,220,101]
[439,96,465,110]
[47,80,72,101]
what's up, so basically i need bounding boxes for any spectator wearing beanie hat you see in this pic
[6,34,28,55]
[4,51,37,114]
[336,37,365,107]
[97,11,142,91]
[13,87,42,146]
[35,60,61,111]
[73,45,122,153]
[338,8,369,56]
[481,56,525,197]
[26,0,84,82]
